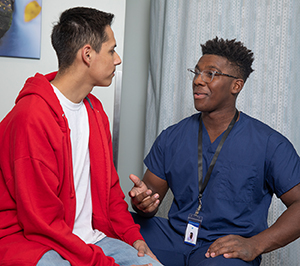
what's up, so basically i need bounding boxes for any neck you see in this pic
[201,108,238,143]
[51,68,93,103]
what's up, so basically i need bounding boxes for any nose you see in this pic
[114,52,122,66]
[193,73,205,86]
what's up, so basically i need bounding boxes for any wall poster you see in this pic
[0,0,42,59]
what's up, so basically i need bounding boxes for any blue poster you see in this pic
[0,0,42,59]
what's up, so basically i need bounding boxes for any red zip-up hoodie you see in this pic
[0,72,143,266]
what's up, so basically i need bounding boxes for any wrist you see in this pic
[249,234,270,257]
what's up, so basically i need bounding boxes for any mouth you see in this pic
[193,91,208,99]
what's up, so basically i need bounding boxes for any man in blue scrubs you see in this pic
[129,37,300,266]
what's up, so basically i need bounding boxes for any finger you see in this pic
[130,188,152,203]
[145,250,159,262]
[129,175,149,198]
[223,251,239,259]
[207,246,230,258]
[141,199,160,213]
[129,174,144,188]
[134,197,159,213]
[221,245,254,261]
[206,236,244,259]
[134,193,160,212]
[132,189,153,202]
[137,248,145,257]
[128,187,143,198]
[135,240,160,263]
[133,240,147,257]
[205,237,230,258]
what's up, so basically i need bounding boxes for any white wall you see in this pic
[117,0,151,204]
[0,0,126,132]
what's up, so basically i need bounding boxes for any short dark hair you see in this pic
[201,37,254,82]
[51,7,114,71]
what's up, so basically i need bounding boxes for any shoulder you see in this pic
[160,113,200,137]
[152,113,200,151]
[5,96,56,130]
[239,112,286,138]
[238,112,296,153]
[1,86,65,141]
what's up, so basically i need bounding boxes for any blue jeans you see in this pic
[36,237,163,266]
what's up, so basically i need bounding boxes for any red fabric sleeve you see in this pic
[86,95,144,246]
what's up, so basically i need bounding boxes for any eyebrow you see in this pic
[195,64,222,73]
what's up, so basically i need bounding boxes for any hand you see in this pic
[129,174,160,214]
[205,235,260,262]
[133,239,160,262]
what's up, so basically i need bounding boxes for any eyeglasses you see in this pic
[187,68,239,84]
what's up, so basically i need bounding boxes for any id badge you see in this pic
[184,213,203,246]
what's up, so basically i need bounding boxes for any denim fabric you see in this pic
[36,236,163,266]
[95,237,163,266]
[36,250,70,266]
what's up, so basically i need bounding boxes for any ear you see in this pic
[81,44,92,67]
[231,79,244,96]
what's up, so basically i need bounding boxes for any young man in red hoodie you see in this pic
[0,6,161,266]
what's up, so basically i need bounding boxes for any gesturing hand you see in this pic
[205,235,260,262]
[128,174,160,214]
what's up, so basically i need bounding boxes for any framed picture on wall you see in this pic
[0,0,42,59]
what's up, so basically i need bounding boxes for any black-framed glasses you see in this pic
[187,68,239,84]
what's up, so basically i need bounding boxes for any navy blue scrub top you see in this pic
[144,112,300,242]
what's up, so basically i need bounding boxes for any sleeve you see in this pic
[88,95,144,246]
[108,163,145,245]
[10,103,119,266]
[15,159,120,266]
[144,130,167,181]
[266,132,300,197]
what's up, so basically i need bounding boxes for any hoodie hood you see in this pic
[16,72,64,122]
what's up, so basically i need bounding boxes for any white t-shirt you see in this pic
[52,85,105,244]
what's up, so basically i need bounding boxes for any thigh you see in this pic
[132,212,193,266]
[36,250,71,266]
[187,245,261,266]
[95,237,162,266]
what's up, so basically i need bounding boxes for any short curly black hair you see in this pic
[201,37,254,82]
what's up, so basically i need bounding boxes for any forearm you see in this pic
[251,200,300,255]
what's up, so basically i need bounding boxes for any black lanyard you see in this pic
[195,109,239,215]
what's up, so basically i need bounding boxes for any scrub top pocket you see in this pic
[214,163,258,203]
